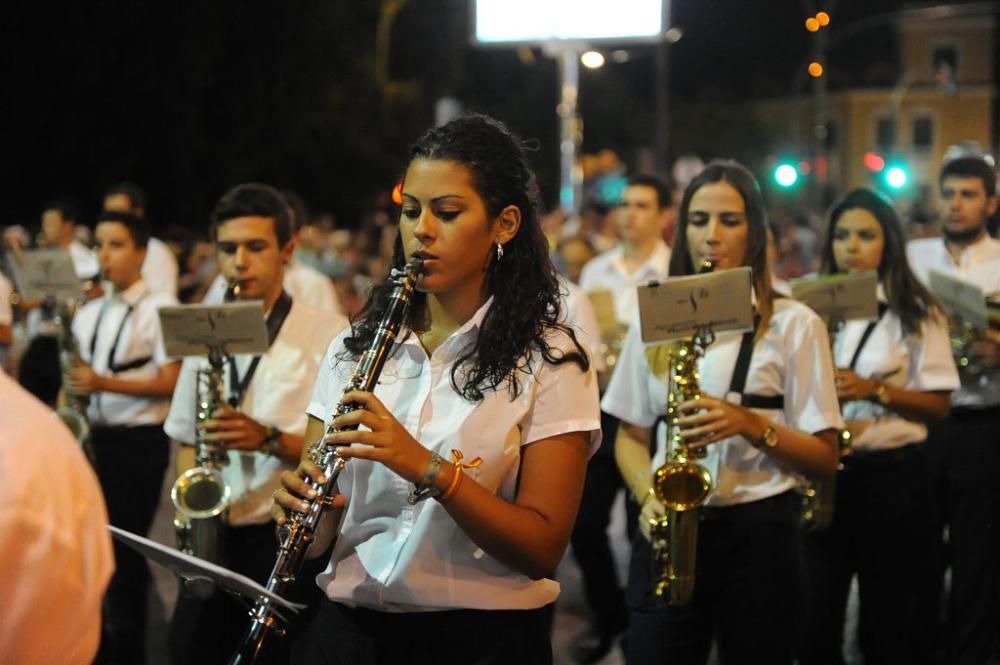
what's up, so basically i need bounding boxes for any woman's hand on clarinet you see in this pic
[323,390,432,484]
[677,396,763,449]
[270,460,347,527]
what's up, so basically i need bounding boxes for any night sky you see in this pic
[0,0,976,232]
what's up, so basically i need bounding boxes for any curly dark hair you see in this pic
[820,187,940,336]
[344,114,589,401]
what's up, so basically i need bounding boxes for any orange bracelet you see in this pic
[439,449,482,502]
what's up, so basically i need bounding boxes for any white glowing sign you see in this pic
[474,0,666,44]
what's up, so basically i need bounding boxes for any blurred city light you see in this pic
[665,26,684,43]
[391,180,403,205]
[805,17,820,32]
[611,49,630,63]
[581,51,605,69]
[863,151,886,172]
[774,163,799,188]
[808,61,824,78]
[816,11,831,26]
[885,166,908,189]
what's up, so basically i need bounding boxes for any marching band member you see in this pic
[66,210,180,663]
[906,155,1000,665]
[164,183,347,665]
[273,114,601,665]
[800,188,959,665]
[604,161,842,665]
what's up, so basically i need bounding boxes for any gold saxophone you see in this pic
[800,319,851,531]
[55,298,95,464]
[646,259,715,605]
[170,278,241,564]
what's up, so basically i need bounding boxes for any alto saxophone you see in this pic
[647,259,715,605]
[800,316,852,532]
[170,278,241,564]
[229,257,423,665]
[55,298,95,464]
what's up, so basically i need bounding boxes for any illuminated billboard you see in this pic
[473,0,666,45]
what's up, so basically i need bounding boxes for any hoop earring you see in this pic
[496,243,504,262]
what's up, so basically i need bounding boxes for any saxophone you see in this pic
[170,278,241,564]
[800,316,854,532]
[647,259,715,605]
[54,298,95,464]
[229,257,423,665]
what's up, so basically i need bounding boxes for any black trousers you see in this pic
[625,490,806,665]
[568,411,634,636]
[292,599,554,665]
[91,424,170,665]
[169,521,329,665]
[924,408,1000,665]
[800,442,939,665]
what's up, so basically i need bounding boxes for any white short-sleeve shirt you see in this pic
[71,279,178,426]
[578,241,671,327]
[836,296,960,451]
[308,299,601,612]
[164,299,347,525]
[602,297,843,506]
[141,237,179,298]
[906,236,1000,408]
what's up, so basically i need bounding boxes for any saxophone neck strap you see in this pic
[228,290,293,407]
[729,313,784,410]
[89,297,153,374]
[847,302,890,371]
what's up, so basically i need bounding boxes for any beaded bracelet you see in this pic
[408,452,446,505]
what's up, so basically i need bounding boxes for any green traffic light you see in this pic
[774,163,799,188]
[885,166,907,189]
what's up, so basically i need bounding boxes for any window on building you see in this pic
[824,120,839,149]
[913,116,934,150]
[933,46,958,81]
[876,117,896,151]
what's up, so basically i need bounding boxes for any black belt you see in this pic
[700,490,801,523]
[845,441,924,468]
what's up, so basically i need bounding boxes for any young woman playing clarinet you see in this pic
[799,187,959,665]
[604,160,843,665]
[272,114,601,665]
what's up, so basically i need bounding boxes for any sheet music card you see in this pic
[790,271,878,326]
[637,267,754,343]
[586,289,621,341]
[929,269,988,330]
[10,249,82,301]
[159,302,269,358]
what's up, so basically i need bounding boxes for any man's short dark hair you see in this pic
[104,182,148,215]
[42,199,78,223]
[210,183,292,248]
[282,189,308,233]
[940,156,997,197]
[626,174,673,210]
[96,210,150,248]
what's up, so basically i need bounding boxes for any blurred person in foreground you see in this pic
[0,366,114,665]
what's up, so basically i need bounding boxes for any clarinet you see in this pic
[229,257,422,665]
